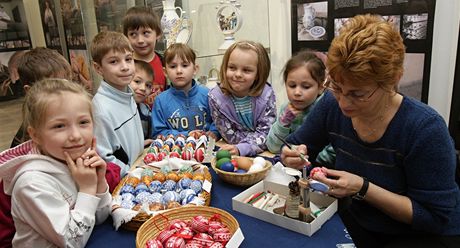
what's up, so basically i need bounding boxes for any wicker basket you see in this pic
[136,206,240,248]
[112,166,212,231]
[211,156,272,187]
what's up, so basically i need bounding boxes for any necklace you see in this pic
[353,99,391,139]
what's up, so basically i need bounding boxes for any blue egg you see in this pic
[135,191,152,204]
[150,192,163,203]
[177,178,192,190]
[161,165,172,174]
[161,191,180,205]
[134,183,149,195]
[182,194,196,205]
[153,139,163,149]
[121,193,135,202]
[149,180,162,193]
[235,169,247,174]
[120,200,135,209]
[120,184,135,194]
[220,161,235,172]
[162,180,176,192]
[190,180,203,194]
[179,188,196,200]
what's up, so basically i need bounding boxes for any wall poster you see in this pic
[0,1,31,52]
[39,0,63,54]
[291,0,436,102]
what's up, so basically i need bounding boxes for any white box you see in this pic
[232,180,338,236]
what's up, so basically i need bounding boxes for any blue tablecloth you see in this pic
[87,167,354,248]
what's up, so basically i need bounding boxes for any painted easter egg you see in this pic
[220,162,234,172]
[194,148,205,162]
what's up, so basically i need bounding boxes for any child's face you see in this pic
[130,68,153,104]
[165,55,197,92]
[29,92,93,161]
[285,66,323,110]
[94,49,135,91]
[126,27,159,60]
[226,48,258,97]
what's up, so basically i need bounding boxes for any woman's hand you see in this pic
[280,144,308,170]
[219,144,239,156]
[64,151,97,195]
[81,138,107,193]
[311,167,363,198]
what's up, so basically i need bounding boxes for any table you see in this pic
[86,168,354,248]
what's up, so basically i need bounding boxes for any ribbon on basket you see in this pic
[153,212,170,231]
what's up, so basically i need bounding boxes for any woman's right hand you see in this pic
[280,144,308,170]
[64,151,97,195]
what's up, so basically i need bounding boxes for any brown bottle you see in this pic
[285,180,300,219]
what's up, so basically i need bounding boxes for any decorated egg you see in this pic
[162,144,171,153]
[157,229,176,244]
[141,175,153,186]
[149,202,165,211]
[162,191,180,205]
[161,165,172,174]
[169,219,188,231]
[208,242,224,248]
[191,233,213,246]
[179,188,196,201]
[192,173,205,181]
[135,191,152,204]
[125,176,140,187]
[153,139,164,149]
[310,167,327,178]
[162,179,177,191]
[166,134,175,140]
[167,201,182,209]
[186,136,196,144]
[175,137,185,148]
[120,200,135,209]
[180,172,193,179]
[185,142,195,150]
[235,157,253,171]
[165,236,185,248]
[145,239,163,248]
[194,148,205,162]
[144,153,157,164]
[219,162,234,172]
[177,178,192,190]
[165,138,175,148]
[181,149,193,160]
[121,192,135,202]
[190,216,210,233]
[147,146,159,154]
[150,192,163,203]
[182,194,197,205]
[253,156,266,166]
[184,241,204,248]
[157,152,167,162]
[169,151,181,159]
[156,134,165,140]
[235,169,246,174]
[166,172,180,182]
[179,164,193,174]
[176,227,194,240]
[190,180,203,194]
[134,183,149,195]
[153,172,166,183]
[120,184,135,194]
[149,180,163,193]
[208,221,225,235]
[213,231,232,244]
[248,162,264,173]
[142,168,154,177]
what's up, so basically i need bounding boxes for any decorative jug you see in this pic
[302,4,316,31]
[161,0,183,37]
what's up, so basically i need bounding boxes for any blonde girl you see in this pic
[208,40,276,156]
[0,79,110,247]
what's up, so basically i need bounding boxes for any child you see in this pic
[208,40,276,156]
[131,59,154,144]
[91,31,144,177]
[151,43,219,139]
[0,79,111,247]
[266,50,335,166]
[123,6,166,107]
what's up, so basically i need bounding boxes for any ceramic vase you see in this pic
[161,0,183,47]
[302,4,316,31]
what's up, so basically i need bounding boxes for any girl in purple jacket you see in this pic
[208,40,276,157]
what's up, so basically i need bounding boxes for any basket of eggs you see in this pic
[211,150,272,187]
[136,206,242,248]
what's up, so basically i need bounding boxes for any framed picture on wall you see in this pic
[291,0,436,102]
[0,1,32,52]
[39,0,62,53]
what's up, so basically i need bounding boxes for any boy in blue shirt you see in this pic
[91,31,144,176]
[151,43,219,140]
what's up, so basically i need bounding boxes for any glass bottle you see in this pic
[285,180,300,219]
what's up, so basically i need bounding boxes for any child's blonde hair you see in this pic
[23,78,93,130]
[90,31,133,65]
[164,43,197,65]
[219,40,270,96]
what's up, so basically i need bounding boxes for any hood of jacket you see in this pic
[0,140,70,195]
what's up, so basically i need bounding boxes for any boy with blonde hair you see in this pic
[91,31,143,176]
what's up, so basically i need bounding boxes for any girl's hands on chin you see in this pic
[312,167,363,198]
[81,138,108,193]
[64,151,97,195]
[280,144,307,170]
[219,144,239,156]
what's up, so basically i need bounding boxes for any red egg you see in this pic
[164,236,185,248]
[146,238,163,248]
[194,148,205,162]
[169,151,181,158]
[181,149,193,160]
[144,153,157,164]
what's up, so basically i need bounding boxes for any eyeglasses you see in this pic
[323,76,379,102]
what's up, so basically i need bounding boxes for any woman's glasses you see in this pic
[323,76,379,102]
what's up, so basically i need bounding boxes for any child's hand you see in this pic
[206,131,218,141]
[279,104,301,127]
[220,144,239,156]
[188,130,204,139]
[81,138,107,193]
[64,151,97,195]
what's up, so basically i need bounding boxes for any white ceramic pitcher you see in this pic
[161,0,183,35]
[302,4,316,30]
